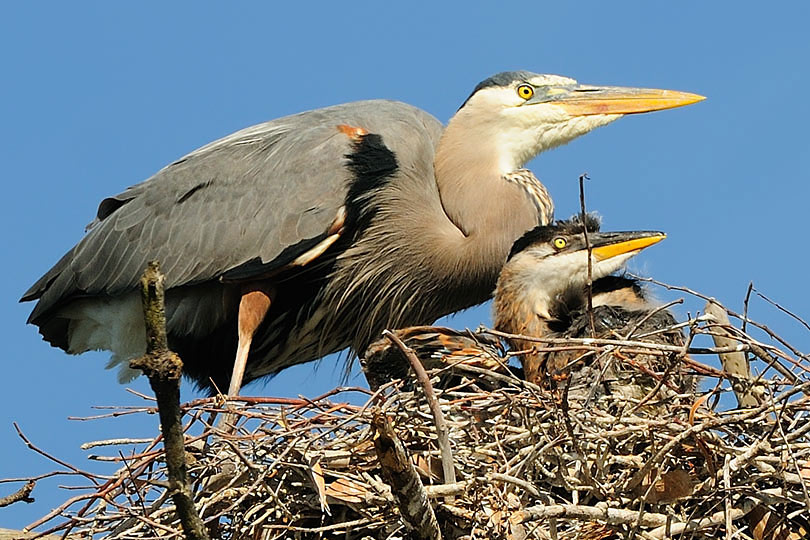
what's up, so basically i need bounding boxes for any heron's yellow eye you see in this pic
[517,84,534,100]
[553,237,567,250]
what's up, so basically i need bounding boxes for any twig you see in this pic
[624,299,684,340]
[488,328,753,356]
[648,504,750,538]
[631,274,809,363]
[0,529,70,540]
[384,329,456,485]
[513,503,668,527]
[578,173,596,336]
[724,455,733,540]
[628,352,682,414]
[754,287,810,332]
[770,388,810,512]
[128,261,210,540]
[80,438,154,450]
[742,281,754,334]
[13,424,100,487]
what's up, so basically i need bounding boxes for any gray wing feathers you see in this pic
[24,100,443,323]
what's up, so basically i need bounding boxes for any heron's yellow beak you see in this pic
[553,86,705,116]
[590,232,667,261]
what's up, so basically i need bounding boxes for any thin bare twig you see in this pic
[742,280,754,334]
[383,329,456,486]
[754,287,810,332]
[579,173,596,337]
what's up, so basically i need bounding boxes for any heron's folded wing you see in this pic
[23,100,443,325]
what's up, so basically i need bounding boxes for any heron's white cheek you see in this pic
[538,113,623,152]
[497,109,623,170]
[592,252,636,277]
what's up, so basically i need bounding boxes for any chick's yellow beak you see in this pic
[591,233,667,261]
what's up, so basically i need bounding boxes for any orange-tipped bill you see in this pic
[590,231,667,261]
[552,86,705,116]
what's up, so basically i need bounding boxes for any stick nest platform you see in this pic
[10,289,810,540]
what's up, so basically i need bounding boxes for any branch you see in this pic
[0,529,70,540]
[372,412,442,540]
[512,503,668,528]
[704,300,762,407]
[384,330,456,485]
[128,261,209,540]
[0,481,35,507]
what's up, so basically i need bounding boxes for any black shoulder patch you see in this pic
[344,133,399,230]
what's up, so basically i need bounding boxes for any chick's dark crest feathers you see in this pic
[508,213,601,260]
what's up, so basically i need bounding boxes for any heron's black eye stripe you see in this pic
[517,84,534,100]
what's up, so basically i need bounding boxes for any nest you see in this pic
[11,288,810,540]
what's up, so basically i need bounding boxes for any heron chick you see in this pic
[494,216,693,400]
[22,72,703,395]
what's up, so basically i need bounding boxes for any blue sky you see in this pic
[2,2,809,529]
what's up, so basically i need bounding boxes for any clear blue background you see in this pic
[2,2,809,530]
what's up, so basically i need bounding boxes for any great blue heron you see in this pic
[21,71,703,395]
[494,216,694,398]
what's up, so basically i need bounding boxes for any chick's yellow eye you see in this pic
[517,84,534,100]
[553,237,567,249]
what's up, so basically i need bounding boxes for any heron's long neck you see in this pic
[435,115,522,237]
[493,260,556,338]
[492,261,556,383]
[431,114,546,279]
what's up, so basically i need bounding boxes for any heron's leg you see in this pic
[228,284,274,397]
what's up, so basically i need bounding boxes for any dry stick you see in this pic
[0,480,35,507]
[383,329,456,486]
[118,450,158,539]
[633,274,809,364]
[13,424,101,488]
[628,352,682,414]
[372,411,442,540]
[513,503,668,528]
[648,505,749,539]
[704,300,762,407]
[487,327,752,355]
[0,529,67,540]
[742,281,754,334]
[723,455,733,540]
[770,390,810,512]
[755,287,810,333]
[0,472,69,485]
[579,173,596,337]
[128,261,210,540]
[624,298,684,340]
[80,438,154,450]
